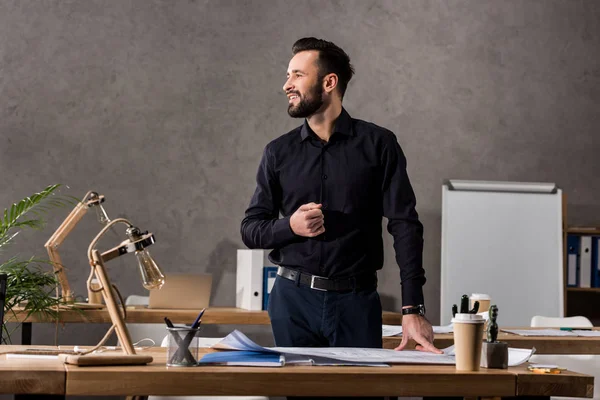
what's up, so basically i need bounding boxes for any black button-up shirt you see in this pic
[241,108,425,306]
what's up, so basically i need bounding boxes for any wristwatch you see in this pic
[401,304,426,317]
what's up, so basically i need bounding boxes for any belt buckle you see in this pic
[310,275,328,291]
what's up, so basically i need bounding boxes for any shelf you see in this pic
[566,287,600,293]
[566,227,600,235]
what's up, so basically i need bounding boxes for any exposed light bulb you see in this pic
[134,249,165,290]
[94,204,110,225]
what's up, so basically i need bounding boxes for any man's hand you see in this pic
[290,202,325,237]
[395,314,443,354]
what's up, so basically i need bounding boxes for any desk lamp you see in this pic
[86,218,165,355]
[45,191,110,304]
[57,218,166,365]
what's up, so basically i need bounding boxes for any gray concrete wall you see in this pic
[1,0,599,366]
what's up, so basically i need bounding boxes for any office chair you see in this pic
[529,315,599,399]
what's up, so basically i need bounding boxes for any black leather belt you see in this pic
[277,266,376,292]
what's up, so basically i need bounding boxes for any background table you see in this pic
[8,307,403,344]
[383,327,600,354]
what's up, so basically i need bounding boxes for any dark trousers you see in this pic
[268,274,383,400]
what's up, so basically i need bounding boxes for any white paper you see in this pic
[213,330,456,365]
[284,354,389,367]
[443,344,535,367]
[502,329,577,337]
[270,346,455,364]
[570,330,600,337]
[382,325,403,337]
[382,324,454,337]
[6,354,59,360]
[507,347,536,366]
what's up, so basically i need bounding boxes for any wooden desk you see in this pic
[0,346,64,395]
[62,348,593,398]
[383,327,600,354]
[0,347,593,398]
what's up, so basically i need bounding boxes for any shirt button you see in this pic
[322,174,328,180]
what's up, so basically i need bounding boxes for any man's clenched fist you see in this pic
[290,202,325,237]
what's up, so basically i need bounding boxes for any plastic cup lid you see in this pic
[469,293,491,300]
[451,313,485,324]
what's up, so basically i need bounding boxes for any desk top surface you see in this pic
[0,346,592,397]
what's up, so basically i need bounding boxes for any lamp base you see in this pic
[59,353,153,366]
[57,302,106,310]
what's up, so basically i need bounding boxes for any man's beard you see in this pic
[287,81,324,118]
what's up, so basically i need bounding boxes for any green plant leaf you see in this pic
[0,184,76,343]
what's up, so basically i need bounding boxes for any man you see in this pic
[241,37,440,355]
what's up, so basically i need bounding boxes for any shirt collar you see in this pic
[300,107,354,142]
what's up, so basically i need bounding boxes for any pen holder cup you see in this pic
[166,326,201,367]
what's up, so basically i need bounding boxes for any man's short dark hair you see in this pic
[292,37,355,99]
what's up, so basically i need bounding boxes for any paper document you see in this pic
[568,330,600,337]
[502,329,581,337]
[443,344,535,367]
[284,353,389,367]
[213,330,456,365]
[382,324,454,337]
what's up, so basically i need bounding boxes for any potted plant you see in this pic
[0,184,73,343]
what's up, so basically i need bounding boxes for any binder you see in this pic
[262,266,278,310]
[236,250,265,310]
[592,237,600,288]
[566,235,579,287]
[579,236,592,288]
[236,249,279,311]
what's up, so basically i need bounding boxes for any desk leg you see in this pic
[21,322,32,345]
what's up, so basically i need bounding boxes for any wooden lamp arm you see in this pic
[44,191,106,303]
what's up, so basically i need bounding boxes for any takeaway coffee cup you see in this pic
[452,313,485,371]
[469,293,491,313]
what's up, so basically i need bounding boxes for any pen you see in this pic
[191,308,206,329]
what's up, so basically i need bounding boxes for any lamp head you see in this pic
[85,192,110,225]
[125,225,165,290]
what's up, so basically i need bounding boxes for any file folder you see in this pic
[236,249,279,311]
[236,250,265,310]
[592,237,600,288]
[579,236,592,288]
[262,266,278,310]
[566,235,579,287]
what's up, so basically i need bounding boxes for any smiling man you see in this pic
[241,37,439,365]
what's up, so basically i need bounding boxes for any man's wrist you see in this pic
[401,304,426,317]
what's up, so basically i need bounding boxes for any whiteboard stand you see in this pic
[440,180,564,326]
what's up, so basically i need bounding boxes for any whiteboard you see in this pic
[440,180,564,326]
